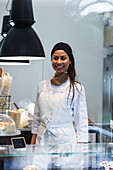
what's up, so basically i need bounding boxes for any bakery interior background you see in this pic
[0,0,113,123]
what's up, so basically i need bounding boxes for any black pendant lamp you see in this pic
[1,15,12,38]
[0,59,30,65]
[0,0,45,60]
[0,15,30,65]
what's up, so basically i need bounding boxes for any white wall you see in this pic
[0,0,110,122]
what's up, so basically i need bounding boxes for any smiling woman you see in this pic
[31,42,88,169]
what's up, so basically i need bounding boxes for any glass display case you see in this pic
[0,143,113,170]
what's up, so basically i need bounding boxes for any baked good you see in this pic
[0,72,12,110]
[0,122,15,133]
[0,68,3,78]
[8,109,21,127]
[0,146,7,154]
[23,165,39,170]
[1,72,12,96]
[0,68,3,93]
[88,118,96,126]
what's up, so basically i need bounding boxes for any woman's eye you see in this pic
[53,56,58,60]
[61,56,66,60]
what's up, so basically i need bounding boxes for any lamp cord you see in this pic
[6,0,11,12]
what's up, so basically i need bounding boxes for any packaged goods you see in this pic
[0,72,12,110]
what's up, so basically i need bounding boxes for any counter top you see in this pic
[0,143,113,169]
[0,143,112,157]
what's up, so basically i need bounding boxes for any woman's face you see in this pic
[52,50,71,75]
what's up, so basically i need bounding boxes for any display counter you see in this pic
[0,143,113,169]
[0,128,31,145]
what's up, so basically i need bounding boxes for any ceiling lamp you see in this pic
[0,16,11,52]
[0,0,45,60]
[0,16,30,65]
[1,15,12,38]
[0,59,30,65]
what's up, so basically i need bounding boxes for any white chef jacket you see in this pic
[32,78,88,144]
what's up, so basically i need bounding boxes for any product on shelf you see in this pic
[0,68,3,78]
[0,146,7,154]
[8,108,29,128]
[23,165,39,170]
[8,109,21,128]
[0,68,3,91]
[0,72,12,109]
[0,114,16,134]
[88,118,96,126]
[0,122,15,133]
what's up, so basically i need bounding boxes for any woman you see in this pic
[31,42,88,169]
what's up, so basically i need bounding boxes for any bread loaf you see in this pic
[8,109,21,128]
[0,68,3,78]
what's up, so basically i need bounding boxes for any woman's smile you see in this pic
[52,50,71,75]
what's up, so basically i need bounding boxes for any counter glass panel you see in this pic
[0,143,113,169]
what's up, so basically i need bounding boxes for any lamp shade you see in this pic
[0,59,30,65]
[0,0,45,60]
[0,38,5,48]
[10,0,35,26]
[0,38,30,65]
[0,26,45,60]
[1,15,12,37]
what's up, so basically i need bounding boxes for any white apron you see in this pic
[33,80,79,169]
[36,80,77,146]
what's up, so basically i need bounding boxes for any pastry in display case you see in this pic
[88,118,96,126]
[8,109,22,128]
[0,146,8,155]
[0,114,20,136]
[23,165,39,170]
[8,108,30,128]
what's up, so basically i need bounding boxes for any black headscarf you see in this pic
[51,42,73,61]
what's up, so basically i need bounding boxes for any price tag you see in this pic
[11,137,26,150]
